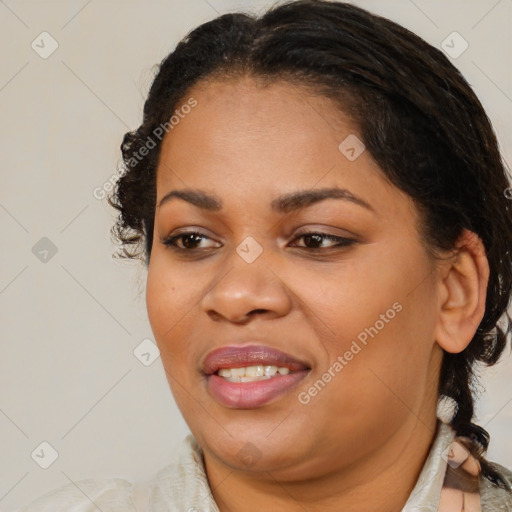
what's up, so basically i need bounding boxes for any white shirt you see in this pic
[13,422,456,512]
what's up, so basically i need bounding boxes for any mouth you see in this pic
[201,344,311,408]
[216,364,297,382]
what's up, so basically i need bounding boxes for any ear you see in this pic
[434,229,490,354]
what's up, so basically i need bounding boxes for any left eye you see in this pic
[290,232,356,250]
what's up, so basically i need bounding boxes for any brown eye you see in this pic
[162,231,221,250]
[290,232,356,250]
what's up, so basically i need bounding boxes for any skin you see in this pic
[145,76,489,511]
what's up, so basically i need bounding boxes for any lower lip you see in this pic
[206,371,309,408]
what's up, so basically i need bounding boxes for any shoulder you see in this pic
[11,435,214,512]
[12,477,137,512]
[481,461,512,511]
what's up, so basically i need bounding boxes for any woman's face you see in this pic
[146,76,444,480]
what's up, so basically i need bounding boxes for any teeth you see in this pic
[240,375,271,382]
[216,365,294,381]
[264,365,277,377]
[230,368,246,378]
[245,365,264,377]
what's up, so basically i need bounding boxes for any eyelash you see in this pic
[161,230,356,252]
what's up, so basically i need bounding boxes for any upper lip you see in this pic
[201,344,310,375]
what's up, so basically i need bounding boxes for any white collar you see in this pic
[402,421,456,511]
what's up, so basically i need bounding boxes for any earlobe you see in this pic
[434,229,490,354]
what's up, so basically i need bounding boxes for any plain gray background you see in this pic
[1,0,511,509]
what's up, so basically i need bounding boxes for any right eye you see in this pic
[162,231,222,251]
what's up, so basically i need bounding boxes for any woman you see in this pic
[15,0,512,510]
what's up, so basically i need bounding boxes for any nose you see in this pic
[201,252,293,324]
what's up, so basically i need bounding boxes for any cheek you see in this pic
[303,306,435,452]
[145,258,188,361]
[146,264,194,410]
[145,262,170,338]
[301,247,438,417]
[145,256,209,383]
[291,250,409,347]
[145,254,198,336]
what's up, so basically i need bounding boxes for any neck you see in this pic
[203,415,439,512]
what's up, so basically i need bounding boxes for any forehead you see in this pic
[157,77,350,182]
[159,76,350,163]
[155,76,415,221]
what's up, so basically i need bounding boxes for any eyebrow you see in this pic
[157,187,375,214]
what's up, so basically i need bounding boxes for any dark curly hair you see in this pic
[109,0,512,488]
